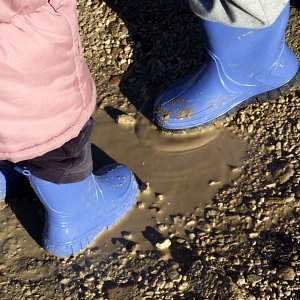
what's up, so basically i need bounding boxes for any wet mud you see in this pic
[0,203,56,282]
[91,111,245,254]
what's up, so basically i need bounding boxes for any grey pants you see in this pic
[189,0,289,28]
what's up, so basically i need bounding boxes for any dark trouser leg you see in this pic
[20,118,95,184]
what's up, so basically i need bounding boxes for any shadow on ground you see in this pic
[291,0,300,10]
[104,0,205,121]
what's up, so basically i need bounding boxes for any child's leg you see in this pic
[153,1,299,131]
[190,0,289,28]
[16,119,139,258]
[20,118,95,185]
[0,1,139,257]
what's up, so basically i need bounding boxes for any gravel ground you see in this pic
[0,1,299,299]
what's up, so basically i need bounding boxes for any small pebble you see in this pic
[116,114,136,127]
[156,239,171,250]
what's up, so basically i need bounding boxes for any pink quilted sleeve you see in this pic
[0,0,48,21]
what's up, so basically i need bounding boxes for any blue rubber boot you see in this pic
[16,164,139,258]
[0,161,27,201]
[153,2,300,131]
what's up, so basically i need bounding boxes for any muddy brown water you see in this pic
[91,111,246,255]
[0,111,246,267]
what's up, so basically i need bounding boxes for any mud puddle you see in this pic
[91,111,246,257]
[0,203,56,281]
[0,111,246,265]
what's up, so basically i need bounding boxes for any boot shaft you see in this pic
[200,2,297,85]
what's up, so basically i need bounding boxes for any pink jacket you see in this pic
[0,0,96,162]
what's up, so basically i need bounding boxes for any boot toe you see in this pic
[94,164,139,230]
[94,163,137,199]
[153,62,232,130]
